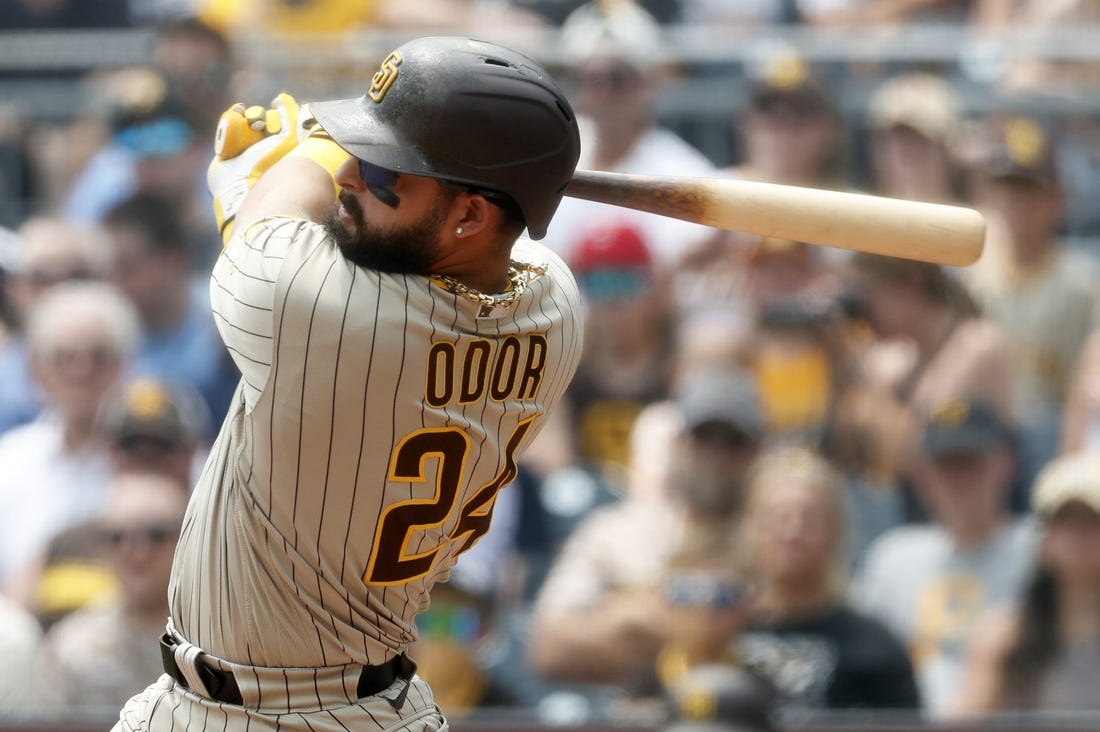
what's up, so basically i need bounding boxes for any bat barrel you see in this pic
[563,170,986,267]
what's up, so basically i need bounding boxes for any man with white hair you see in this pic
[0,218,113,433]
[0,281,141,604]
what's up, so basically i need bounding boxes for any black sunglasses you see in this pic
[103,523,177,548]
[357,158,515,214]
[358,159,401,208]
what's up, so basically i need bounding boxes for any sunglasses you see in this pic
[356,158,515,214]
[102,523,177,548]
[358,159,401,208]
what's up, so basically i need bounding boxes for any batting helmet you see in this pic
[310,36,581,239]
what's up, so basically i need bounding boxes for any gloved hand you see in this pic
[207,92,306,244]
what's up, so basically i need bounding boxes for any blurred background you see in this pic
[3,1,1100,731]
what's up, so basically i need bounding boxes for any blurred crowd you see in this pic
[3,0,1100,730]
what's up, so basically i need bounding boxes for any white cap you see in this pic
[1032,450,1100,518]
[559,0,668,69]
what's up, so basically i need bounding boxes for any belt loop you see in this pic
[166,620,216,699]
[174,639,215,698]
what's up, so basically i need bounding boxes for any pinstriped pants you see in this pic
[113,671,448,731]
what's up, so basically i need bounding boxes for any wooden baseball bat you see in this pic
[563,170,986,266]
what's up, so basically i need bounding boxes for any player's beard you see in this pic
[324,190,450,275]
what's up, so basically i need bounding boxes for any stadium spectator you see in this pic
[0,282,140,604]
[734,49,846,190]
[526,222,674,493]
[33,470,189,717]
[960,113,1100,489]
[100,376,209,485]
[101,192,238,430]
[865,72,966,204]
[0,218,111,434]
[540,0,717,269]
[735,445,921,712]
[952,449,1100,716]
[829,253,1016,519]
[63,67,210,240]
[674,48,845,319]
[854,397,1038,716]
[528,367,764,696]
[148,16,237,134]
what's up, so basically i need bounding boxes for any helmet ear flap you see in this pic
[310,37,581,240]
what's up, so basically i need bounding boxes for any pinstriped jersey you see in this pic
[169,216,583,668]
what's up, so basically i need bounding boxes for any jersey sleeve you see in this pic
[209,217,318,408]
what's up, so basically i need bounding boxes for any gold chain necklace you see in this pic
[431,259,546,311]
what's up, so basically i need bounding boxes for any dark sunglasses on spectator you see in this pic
[103,523,177,548]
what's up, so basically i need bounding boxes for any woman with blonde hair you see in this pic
[735,445,920,712]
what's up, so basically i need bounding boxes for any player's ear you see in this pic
[450,194,493,240]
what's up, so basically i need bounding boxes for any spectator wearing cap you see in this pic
[528,367,765,696]
[527,222,672,488]
[954,449,1100,717]
[32,470,189,717]
[101,191,239,430]
[663,664,778,732]
[520,223,671,608]
[735,446,920,712]
[63,66,210,239]
[539,0,717,269]
[866,72,966,205]
[734,48,844,190]
[853,397,1039,717]
[102,376,209,486]
[0,282,140,605]
[960,114,1100,488]
[0,219,113,435]
[676,48,845,320]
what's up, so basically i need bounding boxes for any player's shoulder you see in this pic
[235,215,328,251]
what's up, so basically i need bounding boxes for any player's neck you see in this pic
[432,238,515,294]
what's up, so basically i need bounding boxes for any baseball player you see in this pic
[113,36,583,731]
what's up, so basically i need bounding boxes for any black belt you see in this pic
[160,634,403,706]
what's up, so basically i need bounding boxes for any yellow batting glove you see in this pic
[208,92,303,244]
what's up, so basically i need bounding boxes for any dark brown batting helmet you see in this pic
[310,36,581,239]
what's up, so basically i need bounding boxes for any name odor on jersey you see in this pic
[424,334,548,407]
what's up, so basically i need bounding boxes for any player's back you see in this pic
[170,218,583,668]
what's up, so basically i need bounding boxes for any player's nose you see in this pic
[334,157,363,191]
